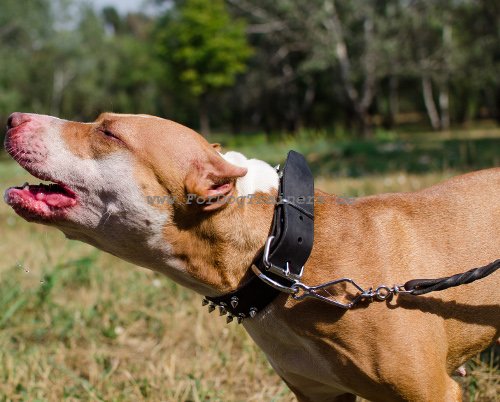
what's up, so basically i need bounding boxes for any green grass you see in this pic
[211,128,500,178]
[0,129,498,401]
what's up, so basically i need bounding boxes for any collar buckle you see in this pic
[263,235,304,281]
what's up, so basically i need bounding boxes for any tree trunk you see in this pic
[439,24,452,130]
[323,0,375,138]
[422,76,441,130]
[51,69,65,116]
[439,84,450,130]
[358,109,373,138]
[495,88,500,125]
[388,76,399,127]
[199,95,210,136]
[298,79,316,130]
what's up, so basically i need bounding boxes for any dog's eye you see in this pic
[99,128,118,140]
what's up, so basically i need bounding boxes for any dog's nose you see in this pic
[7,112,30,130]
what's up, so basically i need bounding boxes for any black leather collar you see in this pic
[204,151,314,323]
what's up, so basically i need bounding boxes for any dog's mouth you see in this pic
[5,179,77,221]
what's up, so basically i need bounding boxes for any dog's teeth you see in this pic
[201,298,209,306]
[22,182,29,189]
[219,305,227,316]
[208,303,216,313]
[249,308,258,318]
[226,315,233,324]
[237,314,245,324]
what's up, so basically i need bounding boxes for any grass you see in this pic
[213,127,500,178]
[0,129,499,401]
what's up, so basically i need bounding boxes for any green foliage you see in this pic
[0,1,163,127]
[0,0,499,136]
[0,0,53,116]
[156,0,251,97]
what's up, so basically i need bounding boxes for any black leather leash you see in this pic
[204,150,314,323]
[204,151,499,321]
[403,259,500,295]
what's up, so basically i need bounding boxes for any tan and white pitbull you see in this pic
[4,112,499,402]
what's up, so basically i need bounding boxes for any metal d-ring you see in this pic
[263,236,304,281]
[262,236,278,271]
[251,264,298,295]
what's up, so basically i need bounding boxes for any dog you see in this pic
[4,112,499,402]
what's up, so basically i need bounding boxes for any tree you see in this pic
[392,1,455,130]
[0,0,54,123]
[47,5,163,119]
[228,0,397,137]
[156,0,252,135]
[452,0,500,124]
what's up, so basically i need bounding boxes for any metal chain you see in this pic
[252,261,412,309]
[290,279,413,309]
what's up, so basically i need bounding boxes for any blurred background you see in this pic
[1,0,500,138]
[0,0,498,400]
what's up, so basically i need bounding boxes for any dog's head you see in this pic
[3,112,258,276]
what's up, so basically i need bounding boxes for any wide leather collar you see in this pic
[204,151,314,323]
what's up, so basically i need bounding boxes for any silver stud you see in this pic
[230,296,239,309]
[226,315,233,324]
[208,303,216,313]
[237,314,245,324]
[249,308,257,318]
[202,298,209,306]
[219,305,227,316]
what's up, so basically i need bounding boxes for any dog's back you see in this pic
[247,168,499,401]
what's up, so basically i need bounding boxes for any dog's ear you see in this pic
[185,154,247,211]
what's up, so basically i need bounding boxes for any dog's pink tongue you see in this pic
[45,193,77,208]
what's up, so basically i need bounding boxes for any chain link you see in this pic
[291,280,413,309]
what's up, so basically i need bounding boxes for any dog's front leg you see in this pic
[284,378,356,402]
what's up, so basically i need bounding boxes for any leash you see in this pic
[204,151,499,321]
[403,259,500,295]
[288,259,500,308]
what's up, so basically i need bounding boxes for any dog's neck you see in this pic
[164,152,279,296]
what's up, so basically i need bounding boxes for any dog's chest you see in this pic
[243,303,350,396]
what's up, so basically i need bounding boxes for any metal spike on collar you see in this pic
[201,298,209,306]
[226,315,234,324]
[219,305,227,316]
[230,296,239,309]
[249,308,258,318]
[237,314,245,324]
[208,303,216,313]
